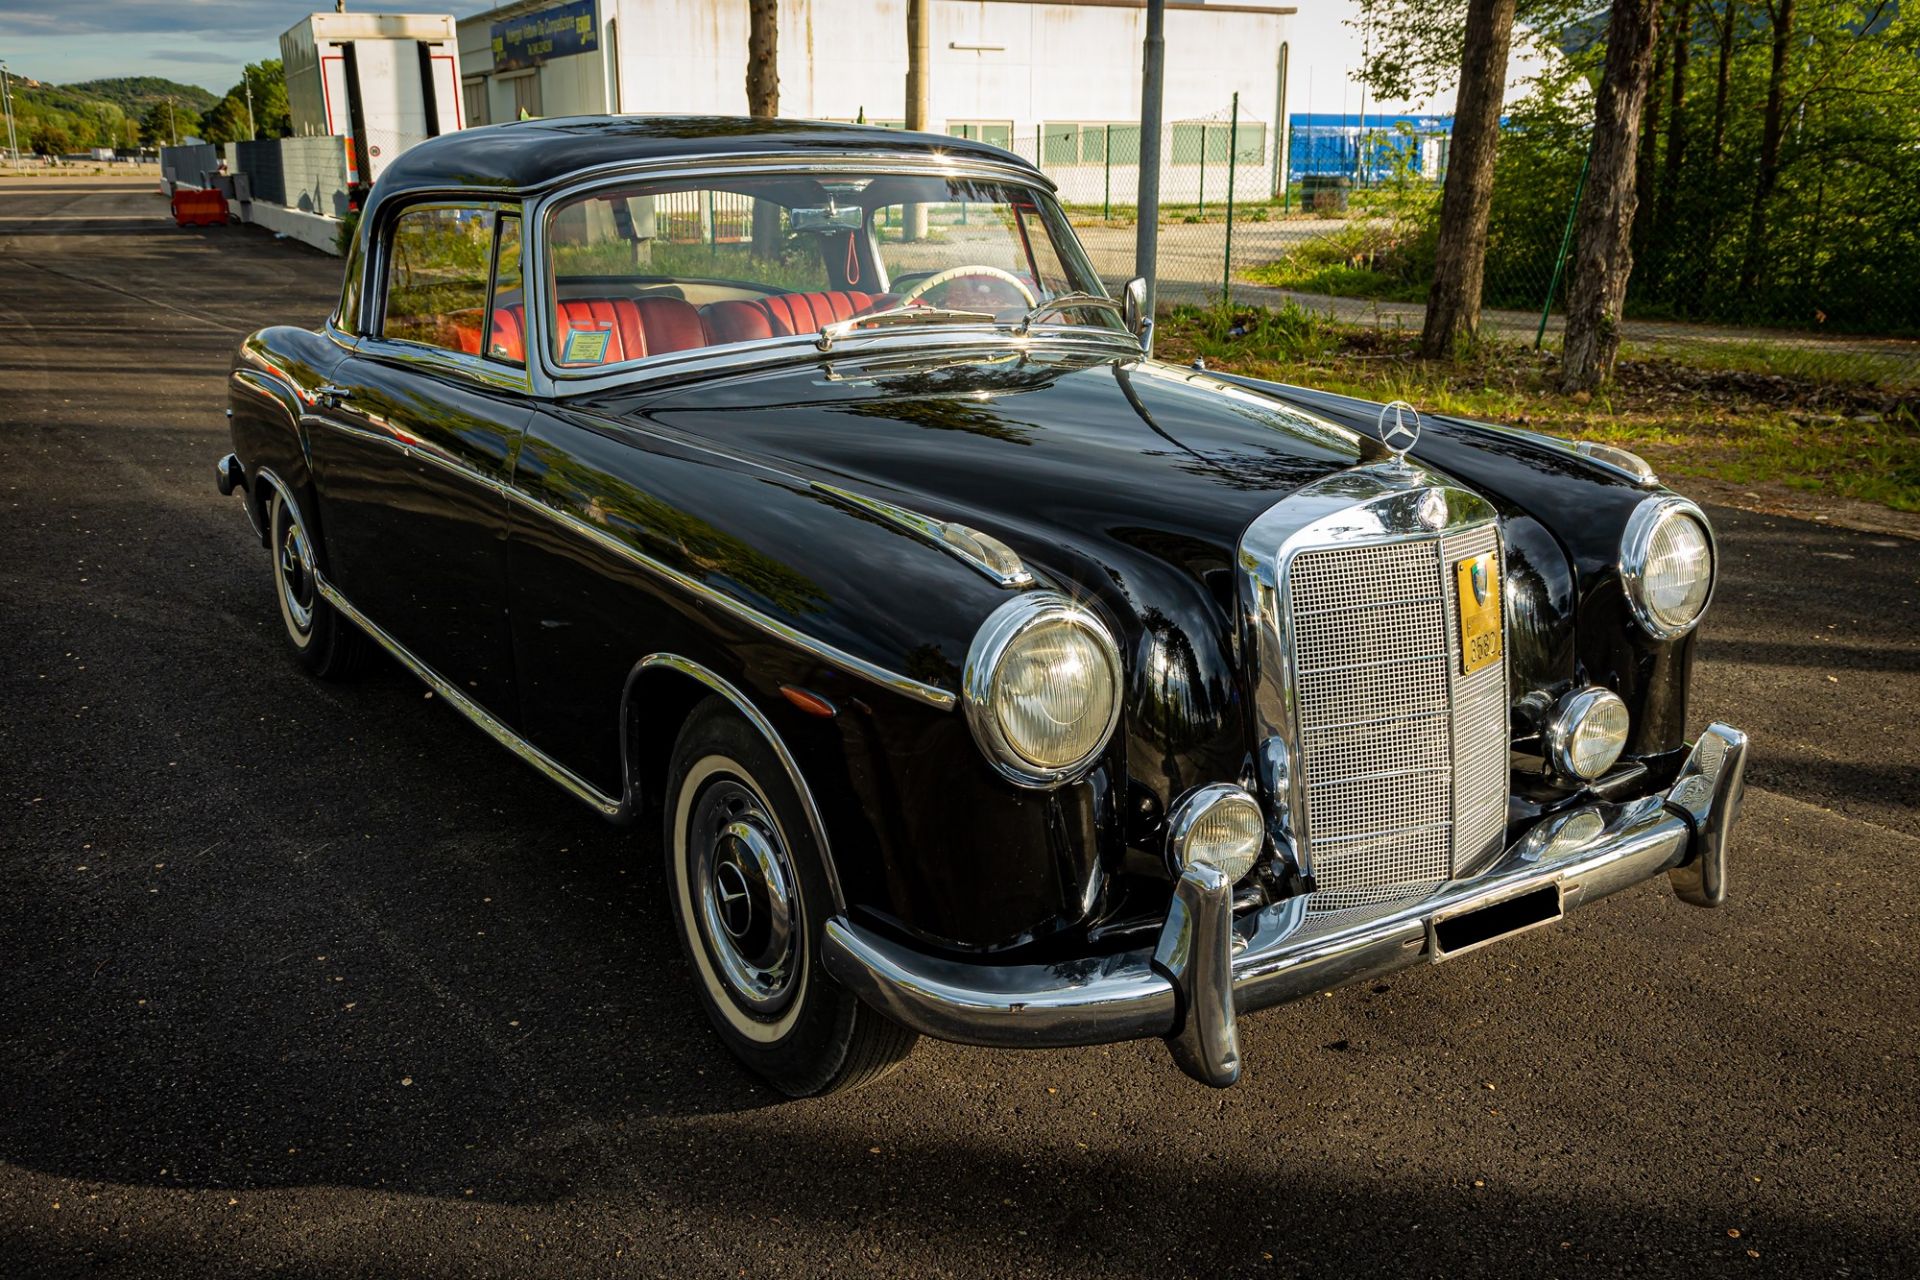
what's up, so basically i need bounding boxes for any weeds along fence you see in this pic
[1017,102,1918,390]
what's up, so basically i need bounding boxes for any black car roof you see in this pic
[369,115,1040,204]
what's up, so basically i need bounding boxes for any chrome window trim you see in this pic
[962,591,1123,789]
[523,156,1134,392]
[1235,463,1507,885]
[362,194,546,395]
[1620,494,1717,641]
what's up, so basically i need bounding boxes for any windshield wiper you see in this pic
[816,305,998,352]
[1011,293,1125,335]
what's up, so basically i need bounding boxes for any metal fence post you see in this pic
[1104,123,1112,221]
[1223,93,1238,308]
[1197,124,1206,215]
[1535,140,1592,349]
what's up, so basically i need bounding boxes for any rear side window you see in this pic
[382,205,493,354]
[335,229,365,335]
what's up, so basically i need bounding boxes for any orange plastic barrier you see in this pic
[170,188,230,227]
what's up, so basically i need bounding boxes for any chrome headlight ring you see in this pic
[1621,495,1717,641]
[963,592,1123,789]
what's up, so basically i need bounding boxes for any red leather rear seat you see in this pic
[699,290,877,344]
[440,289,884,367]
[551,296,706,365]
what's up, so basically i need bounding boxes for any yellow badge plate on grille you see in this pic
[1454,554,1503,675]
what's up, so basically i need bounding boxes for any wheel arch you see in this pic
[620,654,846,913]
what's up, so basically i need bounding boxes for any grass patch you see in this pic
[1156,305,1920,514]
[1242,219,1433,304]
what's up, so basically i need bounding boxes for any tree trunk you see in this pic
[1738,0,1796,294]
[1652,0,1691,265]
[1558,0,1662,391]
[747,0,782,256]
[1417,0,1517,359]
[1630,12,1666,257]
[1707,0,1735,172]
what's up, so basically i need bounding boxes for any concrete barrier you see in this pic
[241,199,343,255]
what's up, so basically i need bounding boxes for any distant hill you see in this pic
[66,77,219,116]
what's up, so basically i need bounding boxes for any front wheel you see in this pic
[268,485,366,680]
[664,697,916,1096]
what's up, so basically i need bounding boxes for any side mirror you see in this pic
[1122,277,1154,359]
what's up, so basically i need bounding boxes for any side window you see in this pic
[335,231,365,335]
[382,205,493,355]
[487,214,525,365]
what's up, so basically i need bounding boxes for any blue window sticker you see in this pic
[563,327,613,364]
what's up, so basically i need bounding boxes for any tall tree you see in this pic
[1418,0,1519,357]
[1738,0,1796,293]
[1653,0,1692,242]
[1630,4,1667,257]
[1559,0,1663,390]
[746,0,781,256]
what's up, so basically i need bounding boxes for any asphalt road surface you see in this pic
[3,178,1917,1279]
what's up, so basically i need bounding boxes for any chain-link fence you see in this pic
[1007,103,1918,390]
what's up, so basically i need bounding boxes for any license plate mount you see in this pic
[1428,882,1565,961]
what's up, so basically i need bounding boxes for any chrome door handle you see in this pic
[316,384,353,407]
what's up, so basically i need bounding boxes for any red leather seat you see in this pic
[552,296,706,365]
[699,290,878,344]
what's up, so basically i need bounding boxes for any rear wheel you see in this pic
[664,697,916,1096]
[268,485,366,680]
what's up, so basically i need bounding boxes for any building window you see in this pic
[1042,123,1143,166]
[947,121,1012,150]
[463,78,488,127]
[1170,121,1267,166]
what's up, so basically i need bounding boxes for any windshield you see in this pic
[540,171,1121,371]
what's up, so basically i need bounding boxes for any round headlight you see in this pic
[1168,784,1265,882]
[964,593,1122,787]
[1623,497,1715,638]
[1546,687,1631,781]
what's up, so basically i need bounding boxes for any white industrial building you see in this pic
[457,0,1298,201]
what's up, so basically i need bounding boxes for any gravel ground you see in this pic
[2,178,1916,1279]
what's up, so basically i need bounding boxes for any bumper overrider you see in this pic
[824,723,1748,1087]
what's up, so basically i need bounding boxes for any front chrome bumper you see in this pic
[824,723,1749,1087]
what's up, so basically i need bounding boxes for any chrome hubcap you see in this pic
[690,779,800,1017]
[276,506,316,633]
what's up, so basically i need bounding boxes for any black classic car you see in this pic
[218,117,1747,1095]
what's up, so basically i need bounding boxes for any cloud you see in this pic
[150,48,247,66]
[0,0,500,40]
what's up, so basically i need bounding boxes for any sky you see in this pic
[0,1,501,95]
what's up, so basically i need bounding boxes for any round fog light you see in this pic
[1168,784,1265,882]
[1547,687,1631,781]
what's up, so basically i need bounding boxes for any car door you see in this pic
[306,201,535,720]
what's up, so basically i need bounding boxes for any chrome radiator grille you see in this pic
[1286,524,1508,910]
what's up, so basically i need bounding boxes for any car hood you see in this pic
[592,349,1369,609]
[581,348,1375,795]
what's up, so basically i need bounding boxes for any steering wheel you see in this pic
[897,264,1038,310]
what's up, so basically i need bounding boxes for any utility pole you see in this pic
[1134,0,1166,317]
[167,95,178,146]
[244,74,257,141]
[904,0,929,241]
[0,61,18,163]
